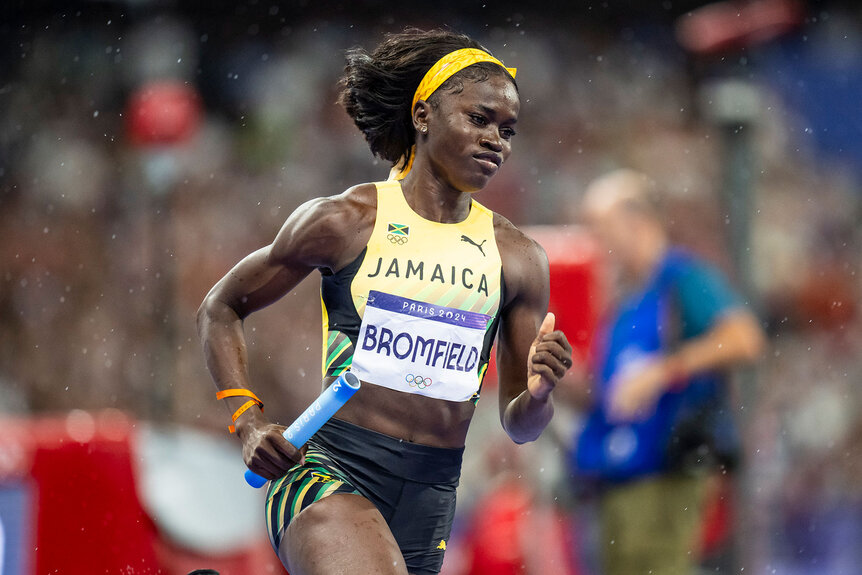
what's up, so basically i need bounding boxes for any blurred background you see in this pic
[1,0,860,573]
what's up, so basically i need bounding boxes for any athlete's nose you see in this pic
[480,129,503,153]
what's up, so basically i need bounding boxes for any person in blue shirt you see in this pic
[563,168,766,575]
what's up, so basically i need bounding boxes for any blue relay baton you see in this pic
[244,371,361,488]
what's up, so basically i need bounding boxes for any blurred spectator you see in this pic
[561,168,766,575]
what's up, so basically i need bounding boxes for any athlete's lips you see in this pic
[473,152,502,171]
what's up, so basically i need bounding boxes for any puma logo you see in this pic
[460,235,486,256]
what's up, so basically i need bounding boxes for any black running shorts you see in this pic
[265,418,464,575]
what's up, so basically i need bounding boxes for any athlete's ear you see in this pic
[412,100,431,135]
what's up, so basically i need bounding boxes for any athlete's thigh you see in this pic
[280,492,409,575]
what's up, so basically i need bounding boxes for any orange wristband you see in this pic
[216,389,263,433]
[228,400,260,433]
[216,388,261,402]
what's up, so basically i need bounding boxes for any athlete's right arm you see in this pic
[196,185,376,479]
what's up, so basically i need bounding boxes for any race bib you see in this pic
[350,291,491,402]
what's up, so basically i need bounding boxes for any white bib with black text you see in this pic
[350,290,492,401]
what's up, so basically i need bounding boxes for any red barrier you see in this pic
[459,477,581,575]
[524,226,599,358]
[0,411,287,575]
[483,225,598,386]
[0,410,162,574]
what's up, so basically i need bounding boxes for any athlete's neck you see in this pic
[399,172,472,224]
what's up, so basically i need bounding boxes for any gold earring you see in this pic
[420,125,428,134]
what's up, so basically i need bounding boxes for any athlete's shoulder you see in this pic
[492,212,547,259]
[313,182,377,215]
[291,183,377,230]
[269,183,378,270]
[491,212,549,306]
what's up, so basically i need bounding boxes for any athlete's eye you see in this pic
[500,127,517,140]
[469,113,487,126]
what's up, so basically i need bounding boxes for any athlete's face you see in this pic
[425,74,519,194]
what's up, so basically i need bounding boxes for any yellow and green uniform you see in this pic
[321,179,503,402]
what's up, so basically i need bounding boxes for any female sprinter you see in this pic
[197,28,573,575]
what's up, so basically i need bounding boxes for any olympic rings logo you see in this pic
[387,233,409,245]
[405,374,432,389]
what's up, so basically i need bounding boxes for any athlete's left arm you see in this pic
[495,219,573,444]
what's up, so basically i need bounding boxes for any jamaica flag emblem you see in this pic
[387,223,410,245]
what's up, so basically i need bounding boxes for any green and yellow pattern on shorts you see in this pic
[265,448,360,550]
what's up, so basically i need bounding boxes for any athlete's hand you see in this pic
[235,411,304,480]
[526,312,573,401]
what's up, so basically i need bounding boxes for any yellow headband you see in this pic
[389,48,516,180]
[411,48,517,110]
